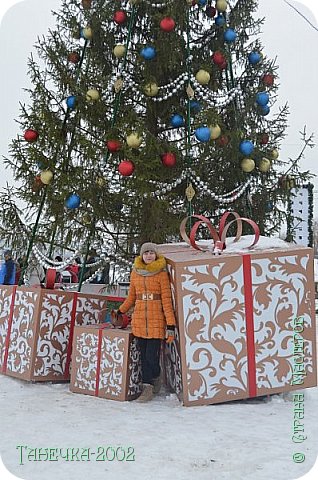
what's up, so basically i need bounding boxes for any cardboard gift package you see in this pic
[158,236,317,406]
[0,286,107,381]
[70,325,142,401]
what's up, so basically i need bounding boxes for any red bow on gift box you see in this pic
[180,211,260,253]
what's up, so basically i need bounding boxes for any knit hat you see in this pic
[3,249,12,257]
[140,242,158,257]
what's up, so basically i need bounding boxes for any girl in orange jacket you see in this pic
[118,242,176,402]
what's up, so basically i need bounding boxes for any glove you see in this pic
[166,325,176,343]
[110,309,123,327]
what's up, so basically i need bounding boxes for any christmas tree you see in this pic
[0,0,313,279]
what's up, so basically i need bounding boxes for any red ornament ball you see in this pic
[161,152,176,168]
[113,10,127,25]
[218,60,227,70]
[24,129,39,143]
[68,52,80,64]
[118,160,135,176]
[212,51,225,66]
[262,74,274,87]
[216,135,229,147]
[160,17,176,32]
[206,6,216,17]
[259,133,269,145]
[107,139,121,153]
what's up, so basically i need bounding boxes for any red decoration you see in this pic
[113,10,127,25]
[212,51,225,66]
[107,139,121,153]
[160,17,176,32]
[216,135,229,147]
[259,133,269,145]
[262,74,274,87]
[32,175,44,192]
[161,152,176,168]
[118,160,135,176]
[206,6,216,17]
[24,129,39,143]
[68,52,80,64]
[218,60,227,70]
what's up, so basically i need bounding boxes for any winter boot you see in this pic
[137,384,154,403]
[153,376,161,394]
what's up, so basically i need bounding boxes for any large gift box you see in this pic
[70,325,142,401]
[0,286,107,381]
[158,232,317,407]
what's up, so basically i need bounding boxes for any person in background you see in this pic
[118,242,176,402]
[54,255,63,283]
[1,250,16,285]
[15,256,26,285]
[66,257,81,283]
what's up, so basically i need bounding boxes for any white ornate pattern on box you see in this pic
[0,286,107,382]
[70,325,142,401]
[159,242,317,406]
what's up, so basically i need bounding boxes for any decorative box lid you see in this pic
[158,235,312,263]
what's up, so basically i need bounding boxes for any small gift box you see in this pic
[70,324,142,401]
[0,286,107,381]
[161,213,317,406]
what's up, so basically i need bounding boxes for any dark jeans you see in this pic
[138,337,161,385]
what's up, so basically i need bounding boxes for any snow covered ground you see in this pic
[0,371,317,480]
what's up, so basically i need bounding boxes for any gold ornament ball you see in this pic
[144,82,159,97]
[96,177,106,187]
[82,213,92,225]
[126,133,142,148]
[271,149,279,160]
[113,44,126,58]
[82,0,92,10]
[241,158,255,173]
[216,0,228,12]
[259,157,271,172]
[209,124,221,140]
[40,170,54,185]
[195,69,210,85]
[82,27,93,40]
[86,89,100,102]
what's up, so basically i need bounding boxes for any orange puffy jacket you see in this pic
[119,255,176,339]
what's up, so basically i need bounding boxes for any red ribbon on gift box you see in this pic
[180,212,260,398]
[179,211,260,253]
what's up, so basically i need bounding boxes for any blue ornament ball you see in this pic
[170,114,185,128]
[190,100,201,114]
[248,51,261,65]
[198,0,207,6]
[265,201,274,212]
[65,193,81,209]
[224,29,237,43]
[215,14,225,26]
[260,105,270,116]
[140,46,156,60]
[256,92,270,106]
[239,140,254,156]
[195,126,211,143]
[66,95,76,109]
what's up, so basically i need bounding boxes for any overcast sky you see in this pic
[0,0,317,217]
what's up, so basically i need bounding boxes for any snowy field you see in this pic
[0,368,317,480]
